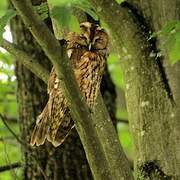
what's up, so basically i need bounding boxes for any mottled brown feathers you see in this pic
[30,22,109,147]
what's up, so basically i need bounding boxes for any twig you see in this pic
[0,114,24,146]
[0,114,48,180]
[2,140,19,179]
[2,116,18,123]
[0,136,16,141]
[0,162,21,173]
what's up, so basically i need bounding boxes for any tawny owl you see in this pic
[30,22,109,147]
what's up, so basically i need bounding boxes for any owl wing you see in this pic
[74,52,106,108]
[30,67,74,147]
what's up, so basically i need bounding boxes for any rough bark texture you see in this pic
[88,0,180,179]
[10,1,117,179]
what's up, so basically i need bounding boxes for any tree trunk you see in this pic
[89,0,180,179]
[10,1,117,179]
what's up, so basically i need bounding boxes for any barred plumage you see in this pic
[30,22,109,147]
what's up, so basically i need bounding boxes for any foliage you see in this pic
[0,43,21,179]
[49,0,98,33]
[115,0,124,4]
[0,0,8,17]
[150,21,180,64]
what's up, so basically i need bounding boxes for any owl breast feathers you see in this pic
[30,22,109,147]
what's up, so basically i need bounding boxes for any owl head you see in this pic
[66,22,108,51]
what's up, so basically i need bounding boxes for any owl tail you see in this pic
[30,105,49,146]
[47,116,75,147]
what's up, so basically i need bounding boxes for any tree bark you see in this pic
[10,1,118,179]
[88,0,180,179]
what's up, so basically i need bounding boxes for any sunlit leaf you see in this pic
[0,52,12,65]
[149,21,178,39]
[169,38,180,64]
[69,15,80,33]
[160,21,178,35]
[34,2,49,20]
[49,0,98,21]
[75,5,98,20]
[73,1,98,20]
[115,0,124,4]
[0,0,7,17]
[51,6,71,28]
[48,0,71,6]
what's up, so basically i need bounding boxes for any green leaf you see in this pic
[169,35,180,64]
[73,2,98,20]
[34,2,49,20]
[115,0,124,4]
[149,21,178,39]
[0,9,16,42]
[0,52,12,65]
[49,0,98,21]
[69,15,80,33]
[48,0,72,6]
[51,6,80,33]
[160,21,178,35]
[0,0,7,17]
[51,6,71,28]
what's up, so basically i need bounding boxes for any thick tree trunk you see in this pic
[89,0,180,179]
[10,1,117,179]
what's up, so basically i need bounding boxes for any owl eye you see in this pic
[80,35,87,41]
[94,37,103,44]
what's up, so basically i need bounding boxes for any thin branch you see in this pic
[0,39,49,83]
[0,162,21,173]
[0,114,35,150]
[0,114,48,180]
[0,114,24,145]
[2,116,18,123]
[2,141,18,179]
[0,136,16,141]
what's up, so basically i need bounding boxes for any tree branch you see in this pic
[10,0,133,179]
[0,39,49,83]
[0,114,25,146]
[0,162,21,173]
[1,116,18,123]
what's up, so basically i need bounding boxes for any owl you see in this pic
[30,22,109,147]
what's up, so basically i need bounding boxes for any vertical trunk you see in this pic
[125,1,180,178]
[89,0,180,179]
[10,1,117,179]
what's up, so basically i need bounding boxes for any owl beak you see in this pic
[88,43,92,51]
